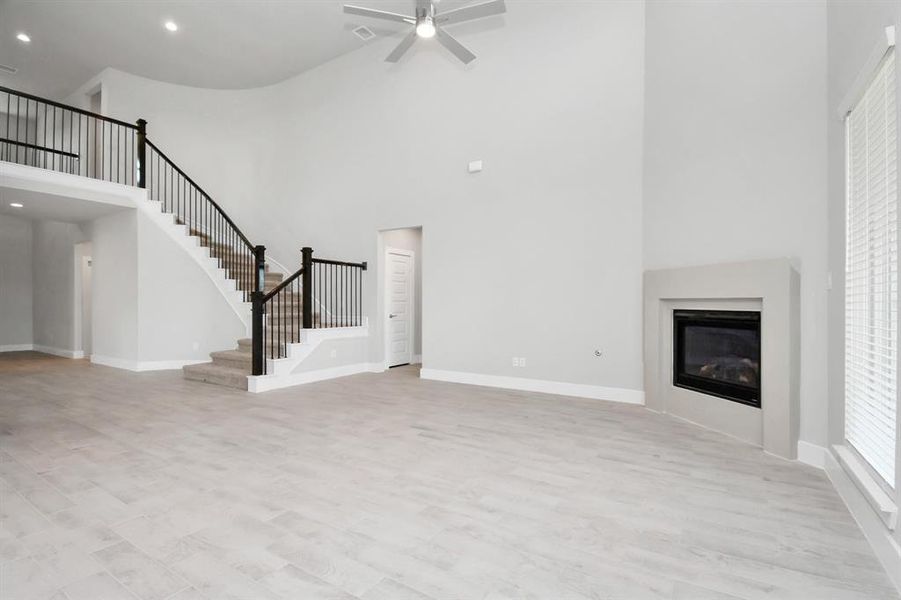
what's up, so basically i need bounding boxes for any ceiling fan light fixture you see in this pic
[416,16,436,38]
[343,0,506,63]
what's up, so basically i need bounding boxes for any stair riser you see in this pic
[211,356,251,370]
[183,369,247,390]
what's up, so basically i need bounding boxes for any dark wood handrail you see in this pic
[144,138,255,252]
[0,85,138,130]
[0,137,79,159]
[263,267,304,302]
[311,257,368,270]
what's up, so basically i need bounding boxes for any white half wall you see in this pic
[0,214,33,348]
[643,0,829,447]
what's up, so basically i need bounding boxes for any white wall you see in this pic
[260,0,647,392]
[31,219,87,353]
[0,214,33,348]
[67,69,271,247]
[135,209,247,363]
[91,1,648,396]
[88,210,138,362]
[643,0,829,446]
[89,207,248,367]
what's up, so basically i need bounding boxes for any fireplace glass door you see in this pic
[673,310,761,407]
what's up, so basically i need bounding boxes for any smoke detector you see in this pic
[353,25,376,41]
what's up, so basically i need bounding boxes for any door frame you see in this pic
[72,241,92,359]
[383,246,415,369]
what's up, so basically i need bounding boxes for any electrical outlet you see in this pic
[330,349,337,358]
[512,357,519,367]
[192,341,199,351]
[520,357,526,368]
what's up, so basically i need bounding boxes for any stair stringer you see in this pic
[247,320,375,393]
[135,195,252,336]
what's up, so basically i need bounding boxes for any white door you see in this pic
[81,256,92,356]
[386,249,413,367]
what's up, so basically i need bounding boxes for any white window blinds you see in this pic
[845,49,898,488]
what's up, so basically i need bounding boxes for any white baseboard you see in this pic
[797,440,828,469]
[418,368,645,405]
[824,449,901,594]
[91,355,207,372]
[33,345,84,359]
[248,362,384,393]
[0,343,34,352]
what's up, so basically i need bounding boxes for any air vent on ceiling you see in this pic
[0,64,18,75]
[353,25,376,42]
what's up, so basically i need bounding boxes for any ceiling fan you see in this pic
[343,0,506,65]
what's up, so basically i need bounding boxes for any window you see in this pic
[845,49,897,488]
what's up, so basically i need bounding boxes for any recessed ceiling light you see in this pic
[16,32,30,43]
[10,203,24,208]
[164,21,178,32]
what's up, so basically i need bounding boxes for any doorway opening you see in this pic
[74,241,93,359]
[379,227,422,369]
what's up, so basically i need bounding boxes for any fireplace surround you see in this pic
[643,259,799,459]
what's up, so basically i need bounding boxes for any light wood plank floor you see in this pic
[0,352,897,600]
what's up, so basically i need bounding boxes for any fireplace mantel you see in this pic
[643,259,800,459]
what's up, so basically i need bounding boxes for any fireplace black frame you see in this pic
[673,309,761,408]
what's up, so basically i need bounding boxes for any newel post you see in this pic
[301,247,313,329]
[251,245,266,376]
[136,118,147,189]
[253,245,266,293]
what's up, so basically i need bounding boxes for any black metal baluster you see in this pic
[14,96,20,163]
[278,291,282,359]
[24,99,30,166]
[69,110,74,173]
[107,117,112,181]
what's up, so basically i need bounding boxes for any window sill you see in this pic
[833,445,897,531]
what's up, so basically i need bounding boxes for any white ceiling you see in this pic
[0,187,130,222]
[0,0,472,100]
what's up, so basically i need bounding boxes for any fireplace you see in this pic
[673,310,761,408]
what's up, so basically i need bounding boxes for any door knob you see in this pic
[389,313,397,318]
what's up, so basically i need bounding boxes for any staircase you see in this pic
[1,84,367,393]
[183,254,287,390]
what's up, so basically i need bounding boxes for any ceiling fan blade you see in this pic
[435,0,506,26]
[435,28,476,64]
[344,4,415,24]
[386,30,418,63]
